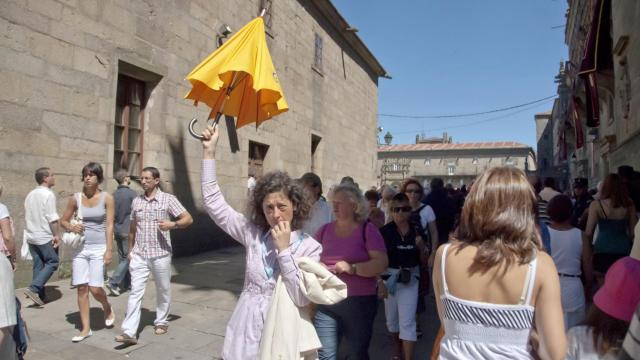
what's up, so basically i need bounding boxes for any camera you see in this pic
[397,268,412,284]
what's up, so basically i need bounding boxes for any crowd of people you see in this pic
[1,127,640,359]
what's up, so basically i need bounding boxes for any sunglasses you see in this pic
[405,189,421,194]
[391,206,412,213]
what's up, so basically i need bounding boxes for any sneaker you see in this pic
[24,288,44,306]
[105,283,121,296]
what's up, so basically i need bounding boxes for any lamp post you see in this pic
[384,131,393,145]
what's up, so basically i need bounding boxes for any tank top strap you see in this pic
[440,243,452,295]
[98,191,107,206]
[519,252,538,306]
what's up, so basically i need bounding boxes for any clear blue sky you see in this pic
[332,0,568,147]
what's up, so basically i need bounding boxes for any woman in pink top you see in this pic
[199,125,322,360]
[314,183,388,360]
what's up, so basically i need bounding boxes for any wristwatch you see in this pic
[350,263,357,275]
[173,221,179,230]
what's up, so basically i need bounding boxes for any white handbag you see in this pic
[62,193,85,248]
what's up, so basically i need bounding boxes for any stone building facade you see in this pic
[0,0,386,284]
[378,140,536,189]
[558,0,640,188]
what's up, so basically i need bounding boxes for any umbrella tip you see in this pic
[259,8,266,17]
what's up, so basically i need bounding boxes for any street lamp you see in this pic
[384,131,393,145]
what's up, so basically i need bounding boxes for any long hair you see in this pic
[600,173,632,208]
[584,305,629,356]
[451,166,541,270]
[248,171,311,232]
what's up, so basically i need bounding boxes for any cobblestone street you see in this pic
[19,246,440,360]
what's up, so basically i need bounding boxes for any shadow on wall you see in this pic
[167,125,238,257]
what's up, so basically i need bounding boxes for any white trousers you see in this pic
[384,276,419,341]
[121,253,172,337]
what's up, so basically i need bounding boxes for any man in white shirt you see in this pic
[300,172,333,236]
[539,177,561,202]
[23,167,60,306]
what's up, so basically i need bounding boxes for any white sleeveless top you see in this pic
[439,244,537,360]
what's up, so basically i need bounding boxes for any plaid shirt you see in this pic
[130,189,187,259]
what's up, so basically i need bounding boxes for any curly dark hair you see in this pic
[248,171,312,232]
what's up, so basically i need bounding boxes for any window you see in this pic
[505,157,515,166]
[313,33,323,73]
[260,0,273,32]
[424,159,431,166]
[114,74,145,177]
[448,165,455,176]
[249,140,269,178]
[472,157,479,165]
[311,134,321,172]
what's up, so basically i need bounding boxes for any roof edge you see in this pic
[312,0,389,78]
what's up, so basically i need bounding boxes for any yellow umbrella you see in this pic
[185,15,288,139]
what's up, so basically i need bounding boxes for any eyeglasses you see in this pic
[391,206,412,213]
[405,189,421,194]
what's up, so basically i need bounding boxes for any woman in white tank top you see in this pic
[432,167,566,360]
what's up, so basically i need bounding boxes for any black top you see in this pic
[380,222,420,269]
[113,185,138,235]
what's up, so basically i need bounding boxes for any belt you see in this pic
[558,273,581,278]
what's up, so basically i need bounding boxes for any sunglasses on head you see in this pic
[392,206,412,213]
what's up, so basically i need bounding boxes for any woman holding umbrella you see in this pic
[199,125,322,359]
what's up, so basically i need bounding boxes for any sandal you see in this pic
[153,325,168,335]
[115,334,137,345]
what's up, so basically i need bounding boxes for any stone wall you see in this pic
[0,0,381,285]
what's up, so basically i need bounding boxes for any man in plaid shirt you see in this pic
[116,167,193,344]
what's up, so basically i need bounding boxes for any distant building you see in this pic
[378,134,536,189]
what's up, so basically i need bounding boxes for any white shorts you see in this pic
[72,245,106,287]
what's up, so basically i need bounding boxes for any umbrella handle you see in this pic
[188,113,223,140]
[188,118,205,140]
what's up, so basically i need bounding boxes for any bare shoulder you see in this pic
[535,251,558,282]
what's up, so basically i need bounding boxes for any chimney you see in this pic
[443,132,448,143]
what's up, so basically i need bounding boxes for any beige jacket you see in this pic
[258,257,347,360]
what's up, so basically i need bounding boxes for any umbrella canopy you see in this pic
[185,16,288,129]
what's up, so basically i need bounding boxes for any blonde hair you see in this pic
[330,183,368,222]
[452,166,542,269]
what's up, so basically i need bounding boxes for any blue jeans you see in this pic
[109,233,130,290]
[314,295,378,360]
[28,242,59,298]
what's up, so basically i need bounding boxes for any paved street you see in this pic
[18,246,440,360]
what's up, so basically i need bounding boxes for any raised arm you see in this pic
[200,124,258,246]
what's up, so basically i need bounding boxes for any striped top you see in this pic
[439,244,537,359]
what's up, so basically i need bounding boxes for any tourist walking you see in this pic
[571,178,593,231]
[23,167,60,306]
[378,193,425,360]
[433,167,566,360]
[547,195,590,328]
[199,125,322,359]
[60,162,116,342]
[0,179,18,359]
[584,173,637,278]
[314,183,388,360]
[115,166,193,344]
[106,169,137,296]
[566,254,640,359]
[300,172,333,236]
